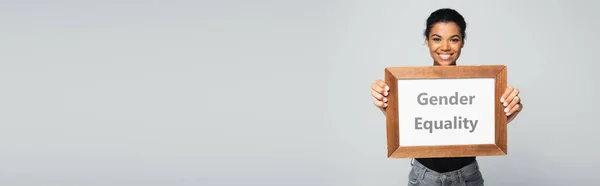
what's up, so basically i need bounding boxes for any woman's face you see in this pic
[426,22,464,66]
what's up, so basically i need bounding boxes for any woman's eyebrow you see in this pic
[431,34,461,38]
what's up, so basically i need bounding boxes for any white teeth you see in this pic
[439,54,451,60]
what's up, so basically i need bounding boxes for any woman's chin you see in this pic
[435,60,456,66]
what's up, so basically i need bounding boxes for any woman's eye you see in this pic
[433,38,441,41]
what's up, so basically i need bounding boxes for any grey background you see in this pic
[0,0,598,185]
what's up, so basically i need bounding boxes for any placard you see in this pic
[384,65,507,158]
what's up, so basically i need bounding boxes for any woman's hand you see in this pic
[501,86,523,123]
[371,79,390,115]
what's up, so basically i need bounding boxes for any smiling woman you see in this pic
[370,8,524,186]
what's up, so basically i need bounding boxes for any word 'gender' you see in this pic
[417,92,475,105]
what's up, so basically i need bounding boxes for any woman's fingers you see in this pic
[377,80,389,89]
[501,86,521,116]
[373,100,387,108]
[507,103,521,116]
[376,80,389,95]
[505,95,520,113]
[371,90,386,102]
[501,86,513,103]
[372,80,389,108]
[504,88,520,107]
[372,82,386,96]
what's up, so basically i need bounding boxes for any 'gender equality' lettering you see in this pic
[414,92,479,133]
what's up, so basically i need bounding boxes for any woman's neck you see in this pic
[433,61,457,66]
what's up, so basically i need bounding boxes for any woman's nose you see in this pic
[441,41,451,51]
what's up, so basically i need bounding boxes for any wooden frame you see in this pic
[384,65,507,158]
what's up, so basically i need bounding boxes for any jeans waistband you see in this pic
[411,158,480,182]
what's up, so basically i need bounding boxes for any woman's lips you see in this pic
[438,53,452,60]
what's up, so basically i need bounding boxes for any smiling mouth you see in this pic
[438,53,453,60]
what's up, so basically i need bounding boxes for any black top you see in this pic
[416,157,476,173]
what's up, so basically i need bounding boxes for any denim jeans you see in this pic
[407,159,484,186]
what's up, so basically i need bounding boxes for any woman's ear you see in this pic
[425,39,429,47]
